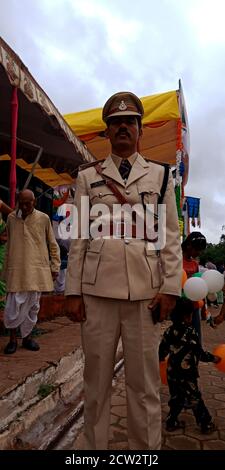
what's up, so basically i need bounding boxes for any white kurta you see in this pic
[4,292,41,337]
[4,209,60,292]
[3,209,60,334]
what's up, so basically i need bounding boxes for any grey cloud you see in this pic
[1,0,225,243]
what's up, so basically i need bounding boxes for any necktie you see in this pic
[119,159,132,180]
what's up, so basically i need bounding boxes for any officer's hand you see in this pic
[65,295,86,322]
[213,355,221,364]
[148,293,177,323]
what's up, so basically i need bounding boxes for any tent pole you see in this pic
[9,86,18,208]
[23,146,43,190]
[0,132,43,191]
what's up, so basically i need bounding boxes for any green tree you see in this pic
[200,235,225,267]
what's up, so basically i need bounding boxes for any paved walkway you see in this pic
[0,317,82,396]
[74,306,225,450]
[0,306,225,450]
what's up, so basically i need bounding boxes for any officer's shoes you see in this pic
[201,421,216,434]
[166,418,185,432]
[22,338,40,351]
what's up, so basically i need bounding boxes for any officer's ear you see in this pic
[137,117,143,137]
[104,127,109,139]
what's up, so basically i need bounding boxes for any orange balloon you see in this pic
[181,270,188,288]
[213,344,225,373]
[159,358,168,385]
[193,299,205,309]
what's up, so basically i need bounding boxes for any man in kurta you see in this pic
[65,91,182,450]
[3,189,60,354]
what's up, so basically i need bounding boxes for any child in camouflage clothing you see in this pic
[159,298,221,433]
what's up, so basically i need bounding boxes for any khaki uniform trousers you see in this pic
[82,294,161,450]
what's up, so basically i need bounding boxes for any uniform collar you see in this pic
[110,152,138,169]
[101,153,150,187]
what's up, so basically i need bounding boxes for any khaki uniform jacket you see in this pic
[65,154,182,300]
[4,209,60,292]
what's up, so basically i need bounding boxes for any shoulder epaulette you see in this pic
[79,159,105,172]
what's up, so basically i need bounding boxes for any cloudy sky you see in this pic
[1,0,225,243]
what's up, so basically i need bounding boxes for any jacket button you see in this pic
[125,190,130,195]
[124,239,130,244]
[99,192,103,197]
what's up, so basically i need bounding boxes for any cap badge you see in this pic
[118,100,127,111]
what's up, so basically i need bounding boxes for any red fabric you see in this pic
[10,86,18,209]
[183,258,199,278]
[53,190,69,207]
[176,118,183,151]
[144,120,169,128]
[82,132,99,142]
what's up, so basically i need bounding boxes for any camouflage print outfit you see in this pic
[159,322,216,431]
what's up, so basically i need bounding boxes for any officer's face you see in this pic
[105,116,142,153]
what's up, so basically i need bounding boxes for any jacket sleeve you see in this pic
[159,170,182,296]
[46,218,60,273]
[65,172,89,295]
[190,329,216,363]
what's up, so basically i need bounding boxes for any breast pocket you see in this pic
[137,183,161,209]
[137,184,161,238]
[82,238,104,284]
[89,184,115,205]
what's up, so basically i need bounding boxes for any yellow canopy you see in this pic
[64,90,184,166]
[64,90,179,136]
[0,155,74,188]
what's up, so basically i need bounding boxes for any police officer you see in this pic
[65,91,182,449]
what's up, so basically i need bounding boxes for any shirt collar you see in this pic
[110,152,138,169]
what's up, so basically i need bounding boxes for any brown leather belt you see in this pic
[94,164,158,242]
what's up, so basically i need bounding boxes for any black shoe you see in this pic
[183,398,192,409]
[22,338,40,351]
[4,341,17,354]
[201,421,216,434]
[166,419,185,432]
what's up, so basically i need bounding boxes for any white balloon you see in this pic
[202,270,224,293]
[183,277,208,301]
